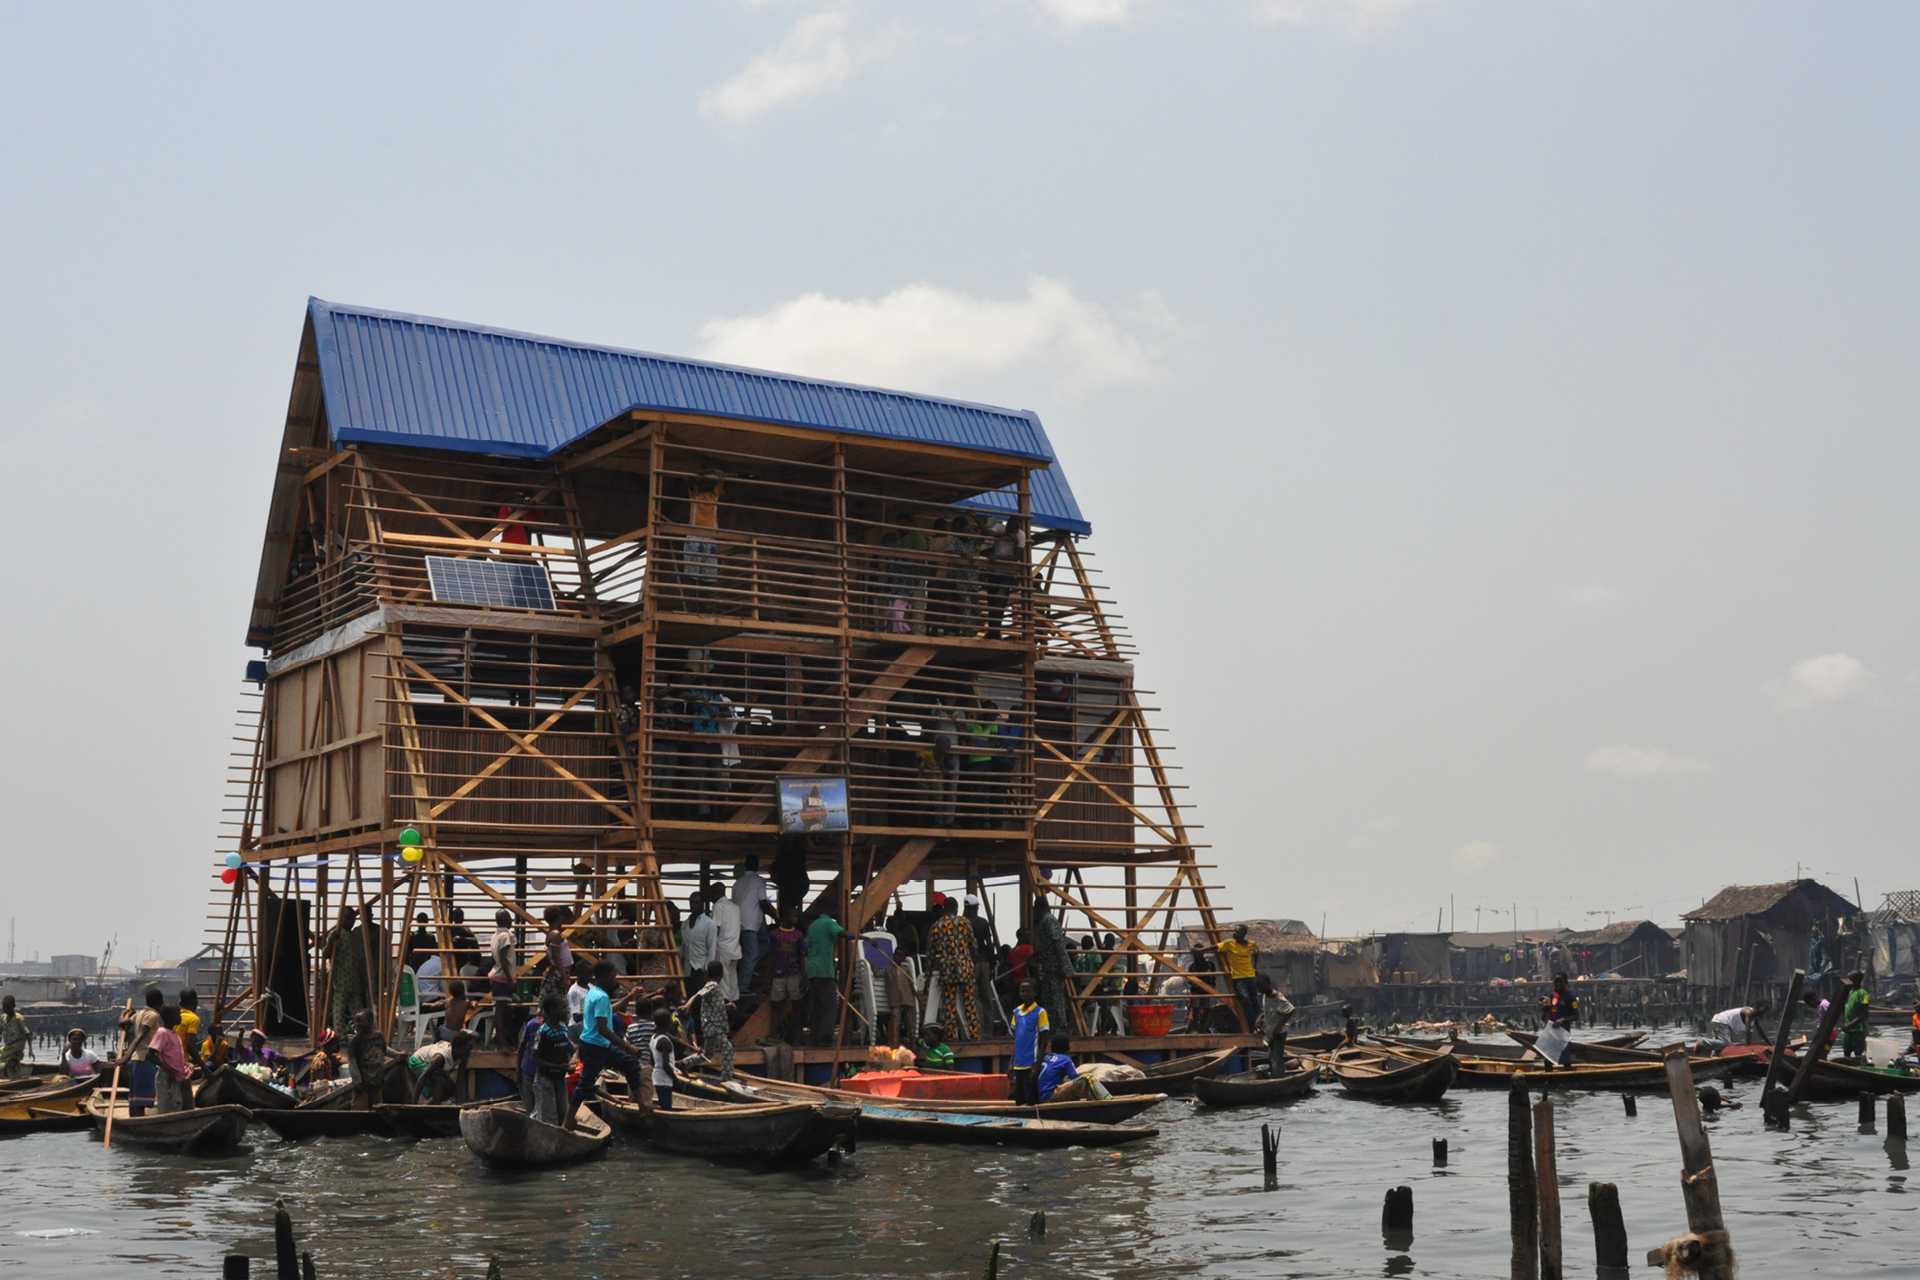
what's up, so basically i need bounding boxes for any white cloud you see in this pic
[1773,653,1874,711]
[1031,0,1136,30]
[696,276,1170,396]
[1556,583,1623,612]
[1584,745,1713,780]
[1453,840,1501,870]
[698,10,912,126]
[1249,0,1428,36]
[1346,814,1398,850]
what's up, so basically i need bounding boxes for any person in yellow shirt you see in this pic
[176,988,204,1063]
[1215,925,1260,1028]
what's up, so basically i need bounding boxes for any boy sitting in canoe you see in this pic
[916,1023,955,1069]
[1036,1033,1111,1103]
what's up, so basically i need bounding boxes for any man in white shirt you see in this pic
[489,910,518,1049]
[1709,1003,1768,1047]
[415,953,446,1004]
[709,882,744,1000]
[732,854,773,995]
[681,893,716,998]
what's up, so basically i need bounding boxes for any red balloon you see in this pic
[220,867,239,885]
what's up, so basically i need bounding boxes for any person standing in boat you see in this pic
[1008,981,1049,1105]
[0,996,28,1078]
[527,995,576,1125]
[1708,1003,1770,1047]
[149,1007,196,1114]
[1838,970,1872,1064]
[574,961,646,1109]
[1535,973,1579,1068]
[681,960,735,1080]
[1257,977,1295,1077]
[347,1009,393,1109]
[122,988,166,1115]
[176,989,205,1065]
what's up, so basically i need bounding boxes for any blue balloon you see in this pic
[224,852,244,869]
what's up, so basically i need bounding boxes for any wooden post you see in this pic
[1508,1081,1539,1280]
[1382,1185,1414,1248]
[1758,967,1804,1123]
[1784,984,1846,1108]
[1261,1122,1279,1187]
[222,1257,250,1279]
[1859,1093,1877,1132]
[1588,1182,1629,1274]
[274,1201,298,1280]
[1658,1049,1733,1278]
[1534,1097,1562,1280]
[1433,1137,1448,1166]
[1622,1094,1636,1117]
[1890,1095,1908,1142]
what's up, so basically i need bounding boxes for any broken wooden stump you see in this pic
[1509,1081,1539,1280]
[1534,1097,1562,1280]
[1587,1181,1628,1274]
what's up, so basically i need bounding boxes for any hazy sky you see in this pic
[3,2,1914,963]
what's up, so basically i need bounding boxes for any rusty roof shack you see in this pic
[1559,919,1679,979]
[1680,879,1859,1002]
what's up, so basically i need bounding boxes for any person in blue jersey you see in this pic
[1036,1032,1109,1103]
[1007,981,1049,1105]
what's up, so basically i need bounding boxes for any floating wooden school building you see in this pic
[208,298,1240,1057]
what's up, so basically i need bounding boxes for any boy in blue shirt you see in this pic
[1036,1032,1109,1103]
[573,960,645,1109]
[1008,981,1048,1105]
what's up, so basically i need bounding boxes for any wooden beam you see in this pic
[848,838,935,933]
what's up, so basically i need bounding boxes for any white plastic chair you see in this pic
[395,965,431,1049]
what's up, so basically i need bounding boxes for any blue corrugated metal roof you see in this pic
[307,298,1090,534]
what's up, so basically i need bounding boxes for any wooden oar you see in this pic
[102,998,131,1149]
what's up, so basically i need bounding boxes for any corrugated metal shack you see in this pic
[1561,919,1679,979]
[1681,879,1859,1001]
[1866,890,1920,981]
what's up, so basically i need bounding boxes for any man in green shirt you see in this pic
[1838,970,1872,1063]
[805,910,847,1046]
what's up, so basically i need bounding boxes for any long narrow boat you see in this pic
[680,1076,1157,1148]
[693,1071,1164,1125]
[86,1093,251,1154]
[1319,1048,1458,1103]
[0,1076,98,1135]
[375,1100,491,1139]
[1105,1047,1235,1096]
[256,1083,388,1140]
[1193,1066,1317,1108]
[848,1105,1157,1148]
[1504,1031,1699,1065]
[1439,1053,1739,1092]
[1776,1052,1920,1100]
[196,1065,297,1112]
[600,1092,858,1164]
[460,1102,609,1169]
[1286,1030,1351,1053]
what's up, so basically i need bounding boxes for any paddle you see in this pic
[103,998,131,1149]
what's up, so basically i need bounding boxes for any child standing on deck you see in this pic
[681,961,735,1080]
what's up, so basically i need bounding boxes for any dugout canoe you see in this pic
[688,1071,1165,1125]
[1104,1047,1235,1096]
[1777,1052,1920,1100]
[1437,1052,1739,1092]
[1286,1031,1351,1053]
[256,1084,388,1140]
[86,1094,250,1154]
[196,1065,296,1112]
[1192,1065,1317,1108]
[1319,1048,1458,1103]
[460,1102,609,1170]
[0,1076,97,1135]
[1504,1031,1702,1065]
[375,1100,488,1139]
[847,1104,1157,1148]
[601,1092,858,1164]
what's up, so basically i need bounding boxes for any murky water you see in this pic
[3,1033,1914,1278]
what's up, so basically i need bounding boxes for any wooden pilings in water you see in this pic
[1759,967,1805,1126]
[1261,1122,1279,1187]
[1890,1095,1908,1143]
[1644,1050,1735,1279]
[1533,1097,1562,1280]
[1622,1094,1636,1117]
[1508,1081,1538,1280]
[1588,1182,1629,1276]
[1432,1137,1448,1167]
[1382,1185,1414,1250]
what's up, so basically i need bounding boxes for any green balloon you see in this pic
[399,826,422,847]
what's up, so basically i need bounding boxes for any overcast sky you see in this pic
[3,2,1914,963]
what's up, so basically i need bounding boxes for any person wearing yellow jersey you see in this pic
[176,988,204,1063]
[1215,925,1260,1027]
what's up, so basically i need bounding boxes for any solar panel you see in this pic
[425,556,557,611]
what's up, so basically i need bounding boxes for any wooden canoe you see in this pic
[1438,1052,1740,1092]
[601,1092,858,1164]
[1105,1047,1234,1096]
[1504,1031,1703,1065]
[1778,1053,1920,1099]
[1320,1048,1458,1103]
[688,1070,1165,1125]
[846,1104,1157,1148]
[196,1066,295,1112]
[0,1076,97,1134]
[375,1100,489,1140]
[1193,1066,1317,1108]
[460,1102,610,1169]
[86,1094,251,1154]
[256,1084,388,1140]
[1286,1030,1351,1053]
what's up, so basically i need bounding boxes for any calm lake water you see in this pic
[4,1032,1914,1278]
